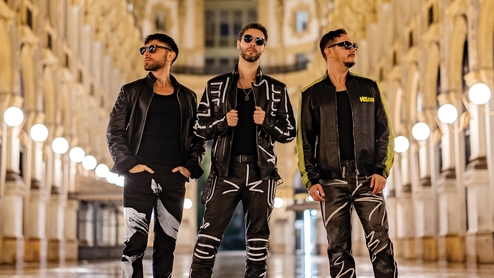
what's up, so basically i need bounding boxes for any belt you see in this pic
[231,154,257,164]
[341,160,356,178]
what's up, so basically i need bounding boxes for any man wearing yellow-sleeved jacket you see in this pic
[297,28,398,278]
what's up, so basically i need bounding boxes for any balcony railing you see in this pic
[173,60,309,75]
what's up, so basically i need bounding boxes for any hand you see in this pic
[129,164,154,174]
[226,109,238,127]
[308,183,325,202]
[370,174,386,194]
[253,106,265,125]
[172,166,191,179]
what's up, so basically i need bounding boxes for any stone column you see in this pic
[176,180,198,253]
[0,118,26,264]
[463,72,494,263]
[269,196,295,255]
[23,183,48,263]
[436,120,466,262]
[64,195,79,261]
[23,119,50,263]
[46,191,66,262]
[395,151,415,259]
[413,127,439,261]
[77,201,94,247]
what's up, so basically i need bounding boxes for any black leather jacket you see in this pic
[194,65,296,181]
[106,73,205,179]
[297,72,394,188]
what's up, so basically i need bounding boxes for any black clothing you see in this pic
[336,90,355,161]
[122,169,187,278]
[106,72,205,179]
[298,72,398,278]
[190,162,275,278]
[138,92,181,166]
[319,171,398,278]
[106,72,205,278]
[298,72,394,188]
[191,65,296,278]
[231,88,257,156]
[194,65,296,181]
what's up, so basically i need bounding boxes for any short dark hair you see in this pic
[238,22,268,43]
[319,29,347,59]
[144,33,179,63]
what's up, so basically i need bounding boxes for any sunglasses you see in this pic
[327,41,358,51]
[242,34,265,46]
[139,44,172,55]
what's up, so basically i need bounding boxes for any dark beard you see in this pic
[144,60,165,71]
[240,52,261,62]
[344,61,355,68]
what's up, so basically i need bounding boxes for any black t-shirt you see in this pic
[137,91,182,165]
[231,87,257,156]
[336,90,355,160]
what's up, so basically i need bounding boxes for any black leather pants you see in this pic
[190,161,276,278]
[121,167,187,278]
[319,161,398,278]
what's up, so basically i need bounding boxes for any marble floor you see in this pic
[0,251,493,277]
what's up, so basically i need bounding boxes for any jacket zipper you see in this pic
[346,88,359,176]
[252,82,261,167]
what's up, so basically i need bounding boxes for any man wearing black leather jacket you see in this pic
[297,29,398,278]
[189,23,296,278]
[106,33,204,278]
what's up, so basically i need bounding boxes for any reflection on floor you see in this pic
[0,251,493,277]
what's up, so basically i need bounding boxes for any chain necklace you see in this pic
[238,81,252,101]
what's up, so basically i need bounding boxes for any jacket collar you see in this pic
[323,70,354,87]
[232,64,263,85]
[145,72,182,91]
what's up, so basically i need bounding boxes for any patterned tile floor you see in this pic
[0,251,493,277]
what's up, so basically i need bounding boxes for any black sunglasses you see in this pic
[242,34,265,46]
[327,41,358,51]
[139,44,172,55]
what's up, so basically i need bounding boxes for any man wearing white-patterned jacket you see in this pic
[189,23,296,278]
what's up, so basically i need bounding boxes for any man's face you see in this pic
[327,34,357,68]
[237,28,266,63]
[142,40,170,71]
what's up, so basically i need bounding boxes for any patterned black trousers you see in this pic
[319,163,398,278]
[121,166,187,278]
[190,162,276,278]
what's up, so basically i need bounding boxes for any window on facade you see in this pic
[409,30,414,48]
[154,13,166,31]
[461,39,471,165]
[47,33,53,50]
[205,11,215,47]
[233,11,242,37]
[65,53,70,68]
[205,58,214,67]
[219,58,229,66]
[26,7,33,29]
[296,11,308,32]
[296,53,308,70]
[436,66,443,173]
[427,5,434,26]
[392,51,397,66]
[219,11,230,47]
